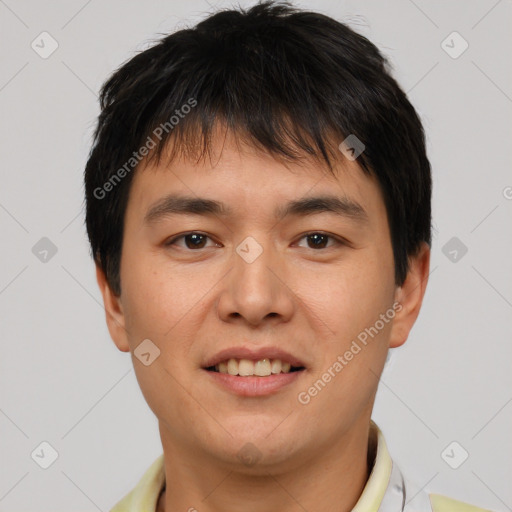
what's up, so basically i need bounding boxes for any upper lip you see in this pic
[203,346,307,369]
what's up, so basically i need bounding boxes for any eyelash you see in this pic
[164,231,346,250]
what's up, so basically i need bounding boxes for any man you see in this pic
[84,1,494,510]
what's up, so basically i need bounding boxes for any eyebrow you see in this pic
[144,193,369,225]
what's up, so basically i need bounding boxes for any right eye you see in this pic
[164,232,221,250]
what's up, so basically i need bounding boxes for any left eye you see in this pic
[296,232,341,249]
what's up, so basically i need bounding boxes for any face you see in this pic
[98,128,429,472]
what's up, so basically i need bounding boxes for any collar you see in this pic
[110,420,431,512]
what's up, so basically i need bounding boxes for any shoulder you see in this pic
[429,493,496,512]
[110,454,165,512]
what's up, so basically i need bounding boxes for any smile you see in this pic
[206,358,305,376]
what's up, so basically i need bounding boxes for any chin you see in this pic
[220,429,305,467]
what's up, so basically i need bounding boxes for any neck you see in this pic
[157,419,373,512]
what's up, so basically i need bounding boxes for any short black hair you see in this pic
[85,0,432,296]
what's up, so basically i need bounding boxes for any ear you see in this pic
[95,264,130,352]
[389,242,431,349]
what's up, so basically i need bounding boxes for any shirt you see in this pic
[110,421,494,512]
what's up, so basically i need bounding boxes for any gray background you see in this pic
[1,0,511,510]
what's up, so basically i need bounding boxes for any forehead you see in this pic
[127,129,387,230]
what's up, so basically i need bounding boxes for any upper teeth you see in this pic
[216,358,293,376]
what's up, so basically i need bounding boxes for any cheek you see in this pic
[120,247,218,344]
[294,255,393,344]
[120,250,179,337]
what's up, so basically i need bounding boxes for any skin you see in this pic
[96,126,430,512]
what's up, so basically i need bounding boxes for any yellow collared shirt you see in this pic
[110,421,494,512]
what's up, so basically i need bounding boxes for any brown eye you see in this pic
[183,233,208,249]
[297,232,341,250]
[166,232,217,250]
[306,233,329,249]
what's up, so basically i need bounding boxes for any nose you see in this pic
[216,237,295,327]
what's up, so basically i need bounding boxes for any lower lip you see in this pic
[203,369,305,396]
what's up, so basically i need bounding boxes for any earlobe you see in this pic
[95,264,130,352]
[388,242,431,349]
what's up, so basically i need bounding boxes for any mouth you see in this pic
[201,348,307,397]
[204,358,306,377]
[203,355,307,397]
